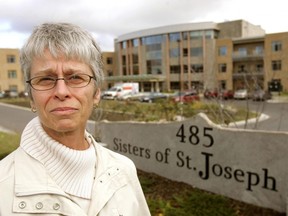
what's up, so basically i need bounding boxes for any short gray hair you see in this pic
[20,22,104,95]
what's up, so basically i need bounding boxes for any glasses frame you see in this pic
[26,73,96,91]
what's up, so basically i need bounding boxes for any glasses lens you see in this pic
[66,74,91,88]
[30,76,56,90]
[28,74,93,91]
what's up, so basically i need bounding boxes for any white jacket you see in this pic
[0,139,151,216]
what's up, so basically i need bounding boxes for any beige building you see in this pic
[0,49,116,94]
[0,49,24,93]
[110,20,267,93]
[101,52,116,90]
[108,19,288,93]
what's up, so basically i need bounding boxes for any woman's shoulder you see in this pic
[95,143,136,168]
[0,149,17,183]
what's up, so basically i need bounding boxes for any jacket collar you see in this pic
[14,135,127,215]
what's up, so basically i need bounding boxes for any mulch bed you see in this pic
[138,170,286,216]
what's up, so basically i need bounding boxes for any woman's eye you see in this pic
[36,77,55,84]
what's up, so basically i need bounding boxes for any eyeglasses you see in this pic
[26,73,96,91]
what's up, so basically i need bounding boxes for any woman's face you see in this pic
[30,50,100,137]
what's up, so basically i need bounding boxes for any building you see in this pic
[102,52,116,90]
[110,19,288,93]
[0,49,116,94]
[0,49,24,94]
[2,20,288,95]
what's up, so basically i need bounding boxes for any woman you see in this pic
[0,23,151,215]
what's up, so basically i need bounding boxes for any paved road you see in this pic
[0,102,37,133]
[219,99,288,132]
[1,99,288,134]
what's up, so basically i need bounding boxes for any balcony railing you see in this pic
[233,70,264,77]
[232,51,264,61]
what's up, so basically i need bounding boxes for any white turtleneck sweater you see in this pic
[20,117,96,211]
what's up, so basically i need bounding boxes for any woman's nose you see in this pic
[53,79,71,99]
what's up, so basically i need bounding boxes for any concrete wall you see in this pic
[93,113,288,213]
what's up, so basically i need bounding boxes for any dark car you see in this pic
[204,89,218,99]
[252,90,272,101]
[171,91,200,103]
[219,90,234,100]
[139,92,168,103]
[3,90,18,98]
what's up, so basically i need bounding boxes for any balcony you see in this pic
[232,50,264,61]
[105,74,166,82]
[233,70,264,78]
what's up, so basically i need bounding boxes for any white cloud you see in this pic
[0,0,287,51]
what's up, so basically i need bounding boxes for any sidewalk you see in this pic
[267,95,288,103]
[0,125,16,134]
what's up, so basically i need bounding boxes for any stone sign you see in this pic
[93,113,288,213]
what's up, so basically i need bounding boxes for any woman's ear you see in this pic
[93,88,101,105]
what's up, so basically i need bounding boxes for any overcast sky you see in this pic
[0,0,287,51]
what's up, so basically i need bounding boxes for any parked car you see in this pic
[233,89,250,100]
[219,90,234,100]
[3,90,18,98]
[252,89,272,101]
[139,92,168,103]
[171,91,200,103]
[18,91,29,98]
[118,92,146,101]
[204,89,218,99]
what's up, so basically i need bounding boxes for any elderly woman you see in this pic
[0,23,150,215]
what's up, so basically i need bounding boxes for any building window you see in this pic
[142,35,163,45]
[238,48,247,56]
[107,70,113,76]
[132,54,138,64]
[146,44,161,52]
[272,41,282,52]
[146,50,162,60]
[133,65,139,75]
[170,65,181,74]
[182,32,189,40]
[132,39,139,47]
[205,30,217,39]
[219,80,226,90]
[8,70,17,79]
[169,48,180,57]
[255,46,263,55]
[184,65,188,73]
[218,63,227,73]
[218,46,227,56]
[272,60,281,71]
[190,47,203,57]
[121,41,127,49]
[122,55,126,65]
[237,65,246,73]
[256,64,263,72]
[7,55,16,63]
[191,64,203,73]
[106,57,113,64]
[190,31,203,40]
[146,60,162,75]
[183,48,188,57]
[169,33,180,42]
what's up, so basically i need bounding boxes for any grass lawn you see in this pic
[0,131,20,159]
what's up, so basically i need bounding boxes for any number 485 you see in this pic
[176,124,214,147]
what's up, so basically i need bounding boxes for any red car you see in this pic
[204,89,218,99]
[219,90,234,100]
[172,91,200,103]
